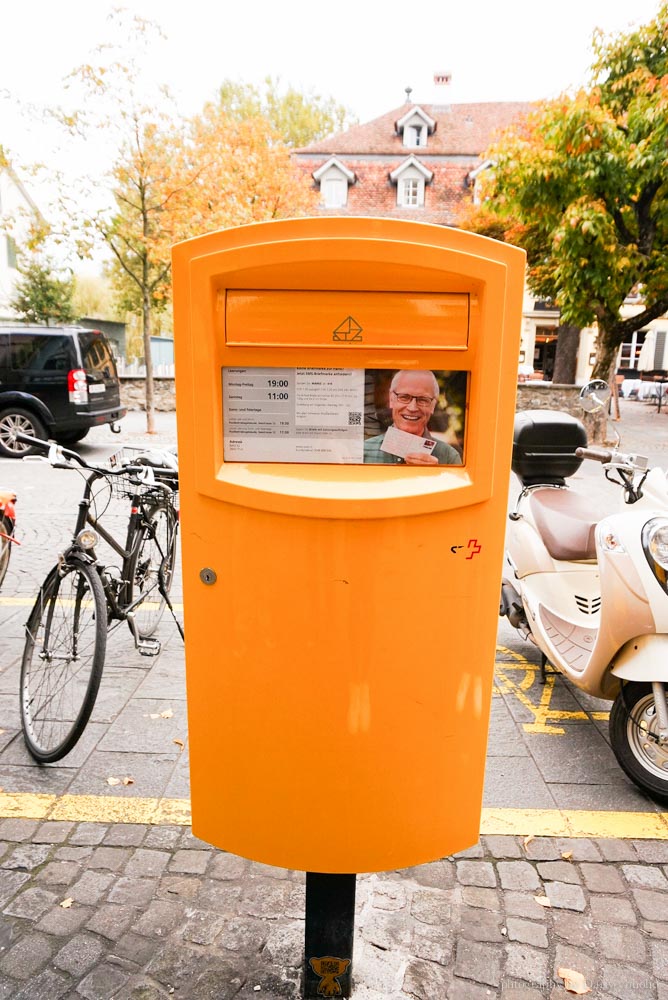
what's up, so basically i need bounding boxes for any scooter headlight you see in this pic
[642,518,668,591]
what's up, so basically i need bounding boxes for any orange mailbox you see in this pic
[172,217,525,874]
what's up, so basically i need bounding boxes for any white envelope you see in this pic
[380,426,437,459]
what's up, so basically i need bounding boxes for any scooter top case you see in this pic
[512,410,587,486]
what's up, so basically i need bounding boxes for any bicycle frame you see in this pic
[67,468,178,638]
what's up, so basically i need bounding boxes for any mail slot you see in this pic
[225,289,469,348]
[172,217,525,873]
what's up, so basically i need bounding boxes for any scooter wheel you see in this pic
[610,682,668,804]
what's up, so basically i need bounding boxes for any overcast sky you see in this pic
[1,0,662,263]
[3,1,662,141]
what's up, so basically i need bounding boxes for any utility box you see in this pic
[172,217,525,874]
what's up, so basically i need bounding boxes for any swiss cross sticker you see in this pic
[450,539,482,558]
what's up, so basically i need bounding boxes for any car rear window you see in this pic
[77,332,117,376]
[2,333,73,371]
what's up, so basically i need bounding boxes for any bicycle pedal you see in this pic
[137,638,161,657]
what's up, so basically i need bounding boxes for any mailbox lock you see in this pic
[200,568,217,585]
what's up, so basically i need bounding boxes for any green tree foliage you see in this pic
[459,4,668,380]
[11,256,76,326]
[218,76,355,147]
[72,274,120,322]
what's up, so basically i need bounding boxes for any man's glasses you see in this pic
[391,391,435,408]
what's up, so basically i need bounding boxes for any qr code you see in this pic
[348,411,362,426]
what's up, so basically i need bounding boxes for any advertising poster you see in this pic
[222,367,466,465]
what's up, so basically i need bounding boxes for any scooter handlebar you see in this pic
[575,446,614,463]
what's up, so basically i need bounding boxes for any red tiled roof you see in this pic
[296,102,533,157]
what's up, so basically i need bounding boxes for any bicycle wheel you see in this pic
[21,557,106,763]
[127,502,178,638]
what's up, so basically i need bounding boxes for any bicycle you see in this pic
[17,435,182,764]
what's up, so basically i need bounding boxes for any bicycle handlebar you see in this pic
[15,433,178,484]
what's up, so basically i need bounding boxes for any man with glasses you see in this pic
[363,370,462,465]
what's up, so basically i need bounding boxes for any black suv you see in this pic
[0,326,126,457]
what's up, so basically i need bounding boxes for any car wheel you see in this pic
[56,428,90,446]
[0,408,47,458]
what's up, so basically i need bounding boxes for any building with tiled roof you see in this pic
[295,97,668,384]
[293,100,533,226]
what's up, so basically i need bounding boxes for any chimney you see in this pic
[433,71,452,111]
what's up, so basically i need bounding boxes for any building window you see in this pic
[396,107,435,149]
[401,179,420,206]
[618,329,647,369]
[5,236,17,271]
[390,156,432,209]
[312,157,355,209]
[323,177,347,208]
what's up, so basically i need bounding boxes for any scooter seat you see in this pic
[529,488,598,562]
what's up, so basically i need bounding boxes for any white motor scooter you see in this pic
[500,381,668,802]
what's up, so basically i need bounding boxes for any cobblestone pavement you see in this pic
[2,818,668,999]
[2,400,668,997]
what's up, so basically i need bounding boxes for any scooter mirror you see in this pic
[579,379,611,413]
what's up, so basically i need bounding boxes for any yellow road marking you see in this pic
[495,645,610,735]
[0,792,191,825]
[481,808,668,840]
[0,596,184,610]
[0,792,665,839]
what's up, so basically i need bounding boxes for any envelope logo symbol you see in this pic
[309,956,351,996]
[333,316,363,342]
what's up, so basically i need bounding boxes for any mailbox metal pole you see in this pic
[304,873,356,998]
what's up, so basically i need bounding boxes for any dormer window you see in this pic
[466,159,495,205]
[389,156,434,208]
[312,157,356,209]
[395,106,436,149]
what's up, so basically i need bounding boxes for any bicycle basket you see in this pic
[107,446,179,507]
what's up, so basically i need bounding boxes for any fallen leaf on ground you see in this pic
[59,897,74,909]
[562,851,573,860]
[122,777,135,786]
[557,967,591,994]
[534,895,552,908]
[173,739,185,750]
[160,709,174,719]
[148,713,160,719]
[523,835,534,849]
[106,777,121,786]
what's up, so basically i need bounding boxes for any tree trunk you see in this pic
[552,324,580,384]
[590,326,619,384]
[586,325,619,445]
[142,290,156,434]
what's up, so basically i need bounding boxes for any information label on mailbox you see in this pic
[223,367,365,463]
[223,366,467,465]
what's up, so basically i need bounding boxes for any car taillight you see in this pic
[68,368,88,404]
